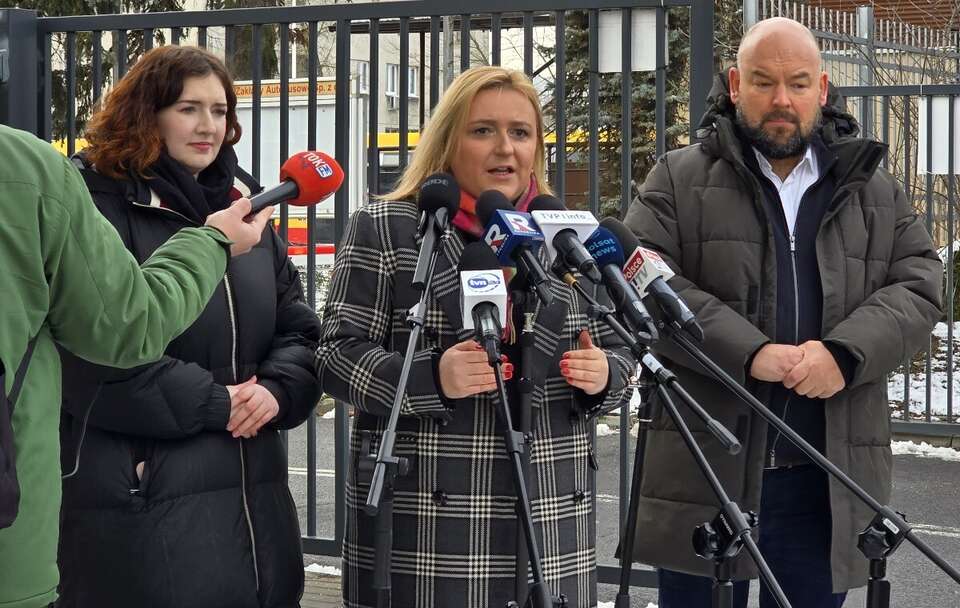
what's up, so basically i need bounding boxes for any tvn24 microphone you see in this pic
[475,190,553,306]
[601,218,705,342]
[248,151,345,214]
[459,241,508,364]
[412,173,461,291]
[584,226,659,343]
[527,195,602,284]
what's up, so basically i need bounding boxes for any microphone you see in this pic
[584,226,659,342]
[458,242,508,364]
[527,195,602,284]
[248,151,345,214]
[600,218,705,342]
[475,190,553,306]
[412,173,461,291]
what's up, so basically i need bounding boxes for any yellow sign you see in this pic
[234,79,336,99]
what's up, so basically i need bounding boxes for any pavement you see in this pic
[294,411,960,608]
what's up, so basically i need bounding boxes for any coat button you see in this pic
[573,490,586,503]
[432,490,448,506]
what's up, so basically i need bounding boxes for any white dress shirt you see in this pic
[753,146,820,236]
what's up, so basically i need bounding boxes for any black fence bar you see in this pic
[924,95,933,421]
[40,33,51,140]
[251,23,262,182]
[172,26,180,46]
[880,95,889,168]
[143,27,153,51]
[368,18,380,195]
[279,22,290,242]
[333,16,352,550]
[688,0,713,140]
[460,12,470,72]
[65,31,76,156]
[399,17,410,170]
[198,25,206,48]
[419,31,426,130]
[947,95,955,420]
[114,29,127,78]
[306,19,319,538]
[39,0,694,33]
[655,7,666,158]
[587,8,599,217]
[428,16,439,111]
[901,95,911,418]
[522,11,533,76]
[554,10,565,199]
[490,12,501,66]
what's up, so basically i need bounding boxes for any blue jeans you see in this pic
[658,465,848,608]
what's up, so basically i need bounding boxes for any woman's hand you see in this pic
[438,339,513,399]
[226,375,280,438]
[560,330,609,395]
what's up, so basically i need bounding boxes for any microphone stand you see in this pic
[360,208,450,608]
[511,287,537,606]
[560,274,791,608]
[484,334,567,608]
[656,322,960,607]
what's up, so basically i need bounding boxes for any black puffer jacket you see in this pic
[57,156,321,608]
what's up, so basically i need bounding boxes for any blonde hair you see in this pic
[381,66,554,201]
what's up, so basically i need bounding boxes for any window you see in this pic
[385,63,399,99]
[356,61,369,94]
[407,66,419,98]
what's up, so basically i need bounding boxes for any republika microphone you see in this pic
[458,241,508,364]
[475,190,553,306]
[584,226,659,343]
[527,195,601,284]
[412,173,461,290]
[601,217,705,342]
[248,151,345,214]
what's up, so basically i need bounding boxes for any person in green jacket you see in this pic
[0,123,275,608]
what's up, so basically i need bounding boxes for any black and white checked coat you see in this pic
[316,199,633,608]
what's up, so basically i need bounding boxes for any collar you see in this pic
[752,144,818,183]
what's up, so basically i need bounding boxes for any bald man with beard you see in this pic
[623,18,942,608]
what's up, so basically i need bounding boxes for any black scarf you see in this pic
[145,146,238,225]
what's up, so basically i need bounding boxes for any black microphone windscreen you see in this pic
[418,173,461,216]
[458,241,501,273]
[527,194,565,213]
[600,217,641,252]
[475,190,513,225]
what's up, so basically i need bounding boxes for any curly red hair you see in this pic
[84,45,242,179]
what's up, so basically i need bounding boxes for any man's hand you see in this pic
[749,343,805,382]
[782,340,846,399]
[227,375,280,438]
[205,197,274,257]
[438,339,512,399]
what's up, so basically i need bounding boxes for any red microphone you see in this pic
[247,151,345,215]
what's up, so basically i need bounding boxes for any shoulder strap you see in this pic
[7,336,39,410]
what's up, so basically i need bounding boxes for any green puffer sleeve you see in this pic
[42,153,232,368]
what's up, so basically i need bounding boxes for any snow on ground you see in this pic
[595,423,617,437]
[892,440,960,461]
[305,563,342,576]
[887,323,959,419]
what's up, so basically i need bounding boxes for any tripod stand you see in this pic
[558,274,791,608]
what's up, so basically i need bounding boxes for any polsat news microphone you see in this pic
[247,151,345,215]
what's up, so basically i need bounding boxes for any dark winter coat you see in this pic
[57,156,321,608]
[315,199,635,608]
[622,75,943,591]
